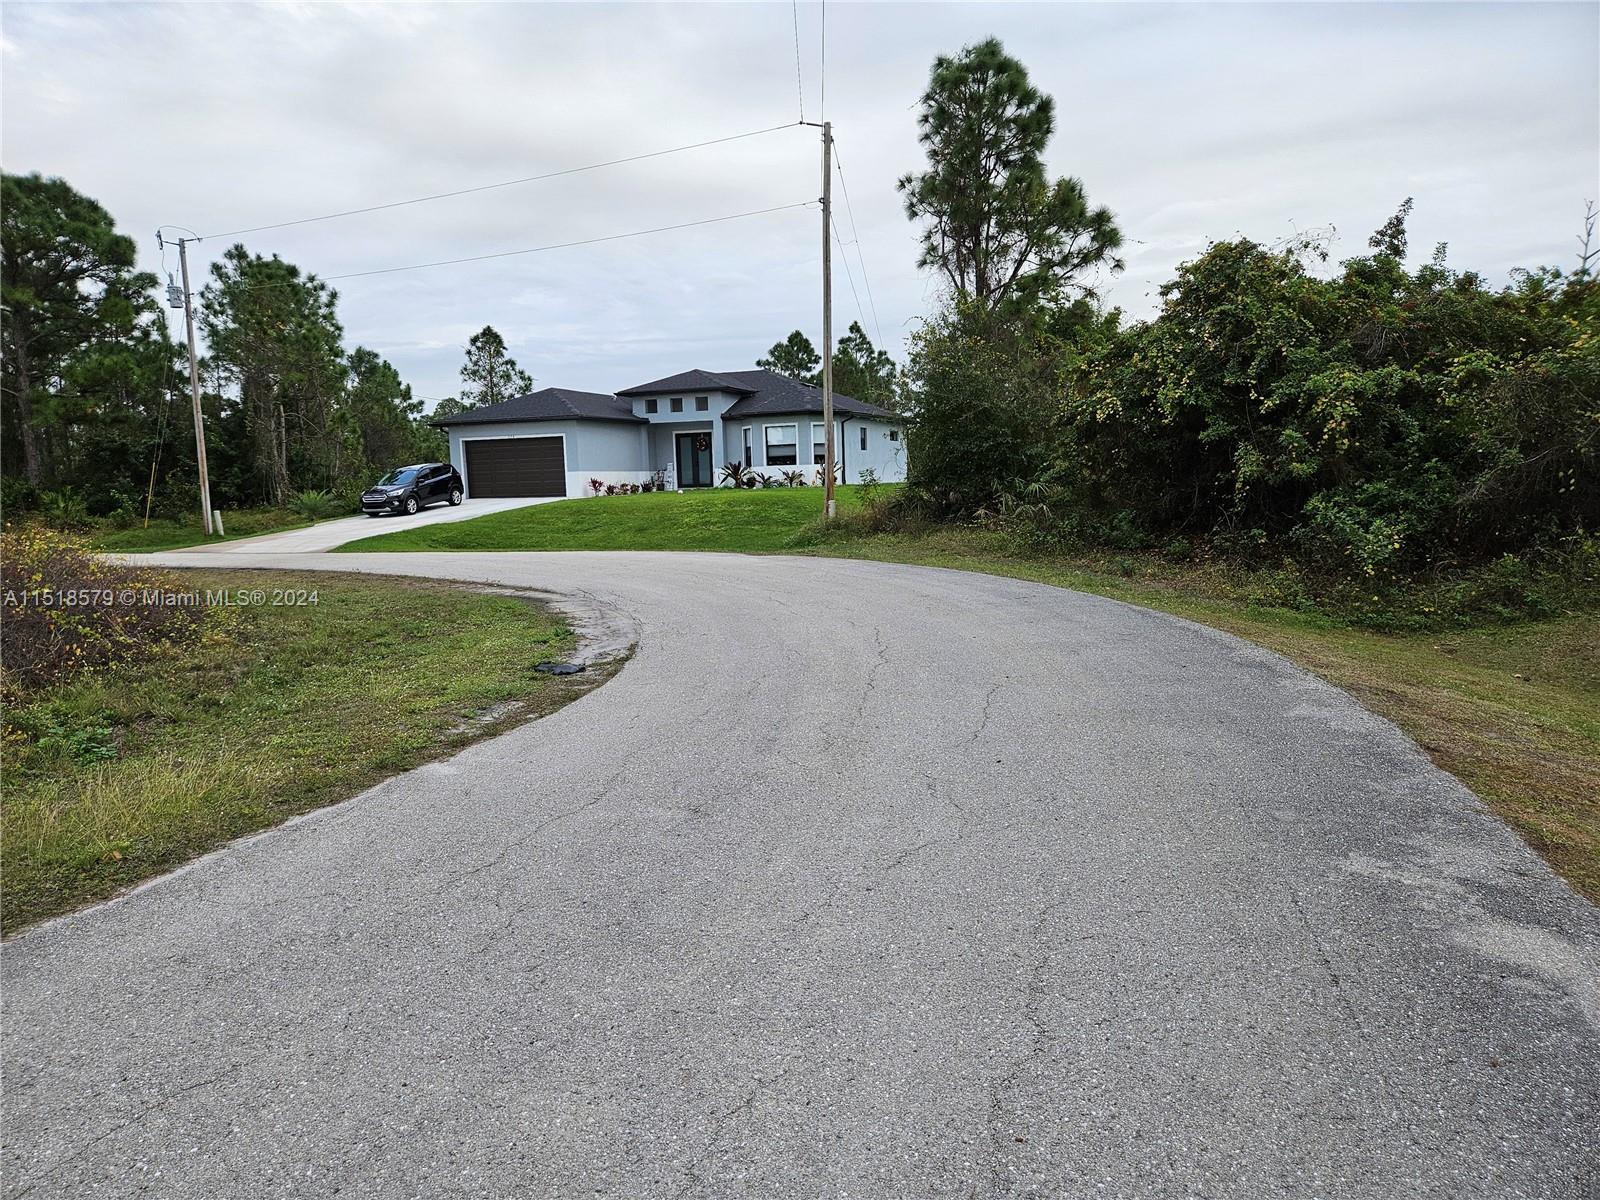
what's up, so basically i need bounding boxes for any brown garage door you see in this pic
[463,437,566,498]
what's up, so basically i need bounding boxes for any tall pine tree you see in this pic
[459,326,532,408]
[756,331,821,383]
[898,38,1122,314]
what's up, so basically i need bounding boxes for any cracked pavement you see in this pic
[3,550,1598,1198]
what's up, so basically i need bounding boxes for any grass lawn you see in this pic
[90,508,317,553]
[336,485,872,553]
[1,569,610,932]
[330,487,1598,902]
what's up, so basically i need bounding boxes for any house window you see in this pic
[859,426,867,451]
[764,423,797,466]
[811,422,826,465]
[644,398,658,414]
[670,397,683,413]
[889,429,900,442]
[742,426,753,468]
[694,395,709,412]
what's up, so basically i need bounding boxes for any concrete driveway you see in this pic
[3,551,1596,1199]
[191,495,560,554]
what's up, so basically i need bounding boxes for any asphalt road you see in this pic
[4,551,1597,1199]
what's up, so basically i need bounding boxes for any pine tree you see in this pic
[830,321,898,409]
[898,38,1122,312]
[756,331,821,383]
[459,326,532,408]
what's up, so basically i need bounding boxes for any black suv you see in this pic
[361,463,464,516]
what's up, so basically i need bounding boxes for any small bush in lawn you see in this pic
[856,468,881,508]
[0,526,214,701]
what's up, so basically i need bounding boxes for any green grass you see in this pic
[90,508,317,553]
[331,487,1597,901]
[1,569,610,931]
[336,485,876,553]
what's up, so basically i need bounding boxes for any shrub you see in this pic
[38,489,90,529]
[781,470,807,487]
[288,489,343,520]
[1,476,40,516]
[856,468,882,508]
[720,462,755,488]
[589,478,606,497]
[0,526,214,701]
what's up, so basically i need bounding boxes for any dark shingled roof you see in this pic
[431,388,642,427]
[616,367,894,420]
[718,369,893,420]
[614,369,757,397]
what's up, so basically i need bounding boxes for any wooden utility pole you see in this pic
[177,238,215,535]
[820,120,836,520]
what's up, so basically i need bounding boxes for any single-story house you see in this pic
[433,368,905,498]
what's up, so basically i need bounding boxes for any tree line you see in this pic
[0,168,908,522]
[0,171,555,519]
[891,37,1598,601]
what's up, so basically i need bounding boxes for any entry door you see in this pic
[675,432,714,488]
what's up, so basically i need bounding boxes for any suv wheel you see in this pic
[403,495,420,516]
[449,487,463,506]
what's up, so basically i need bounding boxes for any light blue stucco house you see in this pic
[433,368,905,498]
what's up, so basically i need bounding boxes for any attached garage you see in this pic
[462,436,566,498]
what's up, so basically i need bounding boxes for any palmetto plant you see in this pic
[721,462,760,489]
[289,489,343,519]
[781,470,807,487]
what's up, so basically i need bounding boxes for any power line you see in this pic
[791,0,805,122]
[322,202,816,281]
[829,212,867,337]
[830,144,886,349]
[200,124,802,241]
[820,0,827,122]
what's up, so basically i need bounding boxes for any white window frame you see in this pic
[742,426,753,468]
[811,421,827,466]
[763,423,798,467]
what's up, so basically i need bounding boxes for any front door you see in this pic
[675,431,714,488]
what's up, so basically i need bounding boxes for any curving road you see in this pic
[4,551,1597,1199]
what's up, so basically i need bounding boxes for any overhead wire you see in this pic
[829,142,886,349]
[830,212,867,335]
[198,123,803,241]
[320,202,817,281]
[820,0,826,122]
[791,0,806,122]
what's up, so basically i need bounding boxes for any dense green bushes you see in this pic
[900,214,1598,617]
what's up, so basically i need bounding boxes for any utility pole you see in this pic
[175,237,215,535]
[820,119,836,520]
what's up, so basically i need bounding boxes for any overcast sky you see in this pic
[4,2,1596,409]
